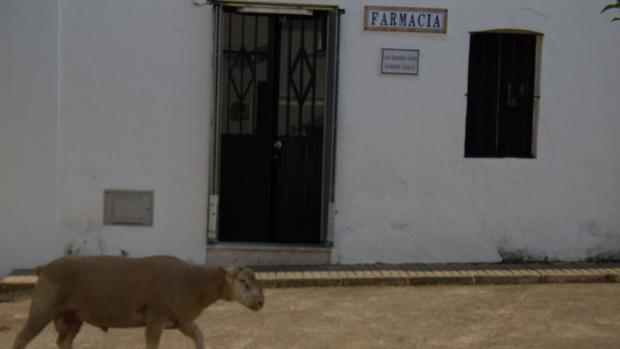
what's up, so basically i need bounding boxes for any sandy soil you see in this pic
[2,284,620,348]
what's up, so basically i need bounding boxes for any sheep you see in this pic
[12,255,264,349]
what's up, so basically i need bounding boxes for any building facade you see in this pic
[1,0,619,276]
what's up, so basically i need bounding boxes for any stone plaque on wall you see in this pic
[104,190,154,226]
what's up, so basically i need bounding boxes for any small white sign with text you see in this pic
[381,49,419,75]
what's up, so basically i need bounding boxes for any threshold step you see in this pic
[206,242,332,266]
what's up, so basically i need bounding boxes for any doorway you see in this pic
[211,5,340,244]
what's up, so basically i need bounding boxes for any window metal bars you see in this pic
[221,11,325,138]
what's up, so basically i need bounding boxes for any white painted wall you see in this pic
[56,0,212,263]
[331,0,620,263]
[0,0,60,277]
[1,0,619,276]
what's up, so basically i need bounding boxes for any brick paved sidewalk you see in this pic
[252,263,620,287]
[3,263,620,292]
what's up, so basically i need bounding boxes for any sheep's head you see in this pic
[220,266,264,311]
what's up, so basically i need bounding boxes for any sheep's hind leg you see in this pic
[54,316,83,349]
[178,322,205,349]
[145,317,166,349]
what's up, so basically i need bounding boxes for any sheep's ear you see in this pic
[219,266,236,284]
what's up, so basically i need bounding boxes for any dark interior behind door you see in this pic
[219,9,327,244]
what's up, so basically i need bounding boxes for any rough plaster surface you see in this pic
[1,0,619,275]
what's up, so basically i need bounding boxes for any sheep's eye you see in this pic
[239,280,251,290]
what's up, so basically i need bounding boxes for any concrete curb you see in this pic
[2,263,620,291]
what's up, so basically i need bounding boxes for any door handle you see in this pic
[273,140,282,150]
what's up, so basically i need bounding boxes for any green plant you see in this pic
[602,1,620,21]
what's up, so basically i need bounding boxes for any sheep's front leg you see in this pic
[179,322,205,349]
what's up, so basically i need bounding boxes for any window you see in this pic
[465,32,540,158]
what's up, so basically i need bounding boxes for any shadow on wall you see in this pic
[64,242,130,258]
[496,220,620,263]
[497,247,620,264]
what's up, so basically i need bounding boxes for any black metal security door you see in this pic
[218,8,329,244]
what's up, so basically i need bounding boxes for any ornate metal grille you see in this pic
[214,7,339,244]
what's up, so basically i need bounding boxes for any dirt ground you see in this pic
[1,283,619,349]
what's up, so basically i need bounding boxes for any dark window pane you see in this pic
[465,32,537,158]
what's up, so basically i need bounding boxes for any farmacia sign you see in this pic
[364,6,448,34]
